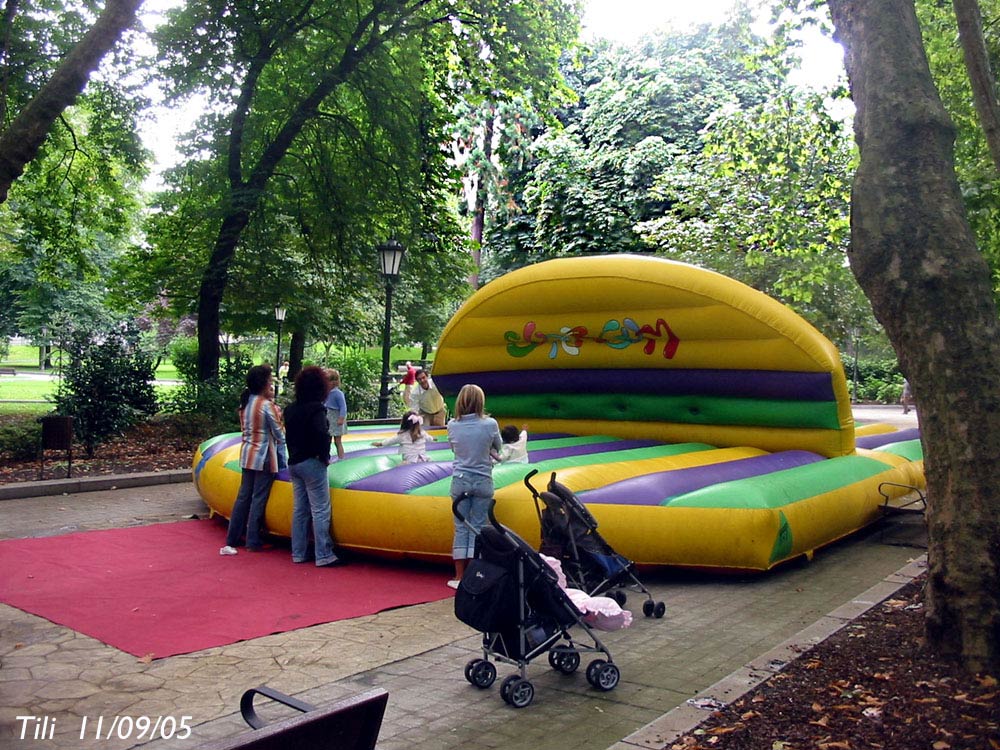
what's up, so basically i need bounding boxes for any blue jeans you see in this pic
[451,473,494,560]
[289,458,336,565]
[226,468,274,548]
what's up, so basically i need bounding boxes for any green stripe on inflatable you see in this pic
[327,435,618,488]
[482,393,843,430]
[410,442,716,496]
[875,439,923,462]
[666,455,890,509]
[328,455,413,488]
[769,511,793,564]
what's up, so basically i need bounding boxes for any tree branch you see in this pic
[0,0,143,204]
[953,0,1000,174]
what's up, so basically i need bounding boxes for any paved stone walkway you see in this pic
[0,406,925,750]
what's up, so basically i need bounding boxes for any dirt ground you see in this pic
[669,578,1000,750]
[0,417,201,483]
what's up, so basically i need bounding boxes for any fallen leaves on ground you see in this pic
[0,418,204,484]
[670,579,1000,749]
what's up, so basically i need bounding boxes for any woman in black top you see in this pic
[283,366,340,566]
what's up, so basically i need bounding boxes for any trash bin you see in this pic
[41,415,74,450]
[39,415,73,478]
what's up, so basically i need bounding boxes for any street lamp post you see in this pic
[274,306,287,394]
[377,239,406,420]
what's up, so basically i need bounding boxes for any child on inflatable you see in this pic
[494,424,529,464]
[372,411,436,463]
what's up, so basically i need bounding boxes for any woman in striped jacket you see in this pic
[220,364,287,555]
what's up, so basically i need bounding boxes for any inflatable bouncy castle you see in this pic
[194,256,923,571]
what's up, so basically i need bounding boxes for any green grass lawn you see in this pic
[0,375,178,413]
[2,344,180,380]
[0,378,54,401]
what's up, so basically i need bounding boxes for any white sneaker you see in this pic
[219,545,238,556]
[446,579,460,590]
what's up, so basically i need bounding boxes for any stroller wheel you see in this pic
[464,658,482,684]
[654,601,667,619]
[548,649,581,674]
[500,674,520,703]
[642,599,655,617]
[586,659,605,685]
[587,660,620,692]
[470,659,497,689]
[612,589,628,607]
[506,678,535,708]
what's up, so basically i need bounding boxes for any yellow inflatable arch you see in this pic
[431,255,856,458]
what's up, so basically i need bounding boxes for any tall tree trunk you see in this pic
[828,0,1000,673]
[289,328,305,382]
[468,111,495,289]
[196,208,253,381]
[953,0,1000,173]
[0,0,142,204]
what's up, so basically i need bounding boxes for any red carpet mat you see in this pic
[0,520,452,659]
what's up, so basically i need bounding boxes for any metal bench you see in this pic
[0,367,16,375]
[877,481,927,548]
[196,686,387,750]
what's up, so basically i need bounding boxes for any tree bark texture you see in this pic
[0,0,142,204]
[828,0,1000,673]
[953,0,1000,174]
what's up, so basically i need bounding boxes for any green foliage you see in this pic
[159,341,251,430]
[52,323,158,457]
[915,0,1000,295]
[482,17,786,277]
[0,416,43,461]
[321,348,382,420]
[0,86,148,343]
[143,0,580,380]
[843,356,904,403]
[637,84,881,346]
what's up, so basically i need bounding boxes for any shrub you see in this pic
[843,355,903,403]
[158,347,251,430]
[322,349,384,419]
[0,416,43,461]
[53,323,158,457]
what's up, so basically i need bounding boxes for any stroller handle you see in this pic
[451,492,503,532]
[523,468,540,494]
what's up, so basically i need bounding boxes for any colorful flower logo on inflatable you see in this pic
[505,318,680,359]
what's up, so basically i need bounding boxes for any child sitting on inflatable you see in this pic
[493,424,529,464]
[372,411,436,463]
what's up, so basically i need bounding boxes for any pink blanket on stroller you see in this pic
[541,554,633,631]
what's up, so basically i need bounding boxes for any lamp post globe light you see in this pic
[274,306,287,394]
[377,239,405,420]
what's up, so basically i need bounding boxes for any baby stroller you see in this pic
[524,469,666,619]
[452,495,621,708]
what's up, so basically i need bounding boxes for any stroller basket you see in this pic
[452,494,621,707]
[525,469,666,619]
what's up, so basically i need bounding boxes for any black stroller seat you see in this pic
[527,470,666,619]
[452,494,621,708]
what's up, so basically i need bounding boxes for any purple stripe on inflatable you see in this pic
[344,432,573,460]
[432,369,835,401]
[347,461,454,493]
[346,441,451,460]
[855,428,921,449]
[528,439,661,462]
[577,450,826,506]
[204,434,241,459]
